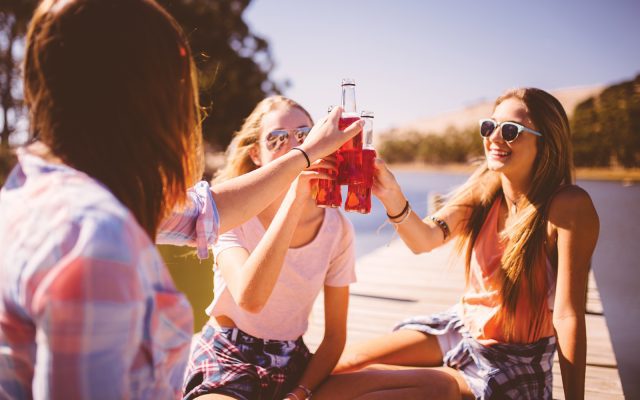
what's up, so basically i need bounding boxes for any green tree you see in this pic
[378,130,421,163]
[158,0,282,149]
[600,81,639,168]
[0,1,37,149]
[627,74,640,167]
[572,97,609,167]
[0,0,280,151]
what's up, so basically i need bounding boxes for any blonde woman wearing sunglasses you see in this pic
[313,88,599,400]
[183,96,357,400]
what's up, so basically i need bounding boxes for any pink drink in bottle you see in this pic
[345,111,375,214]
[337,78,361,185]
[315,106,342,208]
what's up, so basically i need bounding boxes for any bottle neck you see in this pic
[341,84,357,113]
[363,116,374,149]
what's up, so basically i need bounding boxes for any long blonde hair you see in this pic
[214,96,313,183]
[450,88,573,341]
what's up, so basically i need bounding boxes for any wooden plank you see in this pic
[304,240,623,399]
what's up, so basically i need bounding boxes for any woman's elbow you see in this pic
[553,312,585,330]
[325,327,348,345]
[407,243,431,255]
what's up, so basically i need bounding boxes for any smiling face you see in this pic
[484,97,540,180]
[251,105,313,167]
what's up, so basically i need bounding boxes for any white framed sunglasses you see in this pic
[479,119,542,143]
[263,127,311,152]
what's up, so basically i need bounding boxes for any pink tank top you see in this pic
[460,197,556,344]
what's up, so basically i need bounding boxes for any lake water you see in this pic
[342,171,640,399]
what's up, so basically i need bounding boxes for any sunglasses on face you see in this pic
[479,119,542,143]
[263,127,311,152]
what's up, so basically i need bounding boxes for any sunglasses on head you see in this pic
[479,119,542,143]
[263,127,311,152]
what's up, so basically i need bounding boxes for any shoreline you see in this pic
[387,162,640,183]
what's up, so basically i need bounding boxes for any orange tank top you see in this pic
[460,197,556,344]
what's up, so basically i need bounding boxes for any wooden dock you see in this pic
[304,240,624,399]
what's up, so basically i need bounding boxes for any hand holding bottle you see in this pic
[290,155,338,201]
[298,106,363,164]
[371,158,406,214]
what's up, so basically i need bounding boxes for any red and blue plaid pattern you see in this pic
[0,151,219,399]
[183,323,311,400]
[396,309,556,400]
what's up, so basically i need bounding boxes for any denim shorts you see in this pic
[183,323,311,400]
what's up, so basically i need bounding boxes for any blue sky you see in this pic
[245,0,640,132]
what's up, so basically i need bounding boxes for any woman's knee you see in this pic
[417,370,461,400]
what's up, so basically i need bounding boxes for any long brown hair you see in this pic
[450,88,573,341]
[214,96,312,183]
[23,0,203,238]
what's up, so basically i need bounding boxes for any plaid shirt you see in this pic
[396,309,556,399]
[0,151,219,399]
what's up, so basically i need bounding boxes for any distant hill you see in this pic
[385,85,604,138]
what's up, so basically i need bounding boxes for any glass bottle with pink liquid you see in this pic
[345,111,375,214]
[337,78,361,185]
[315,105,342,208]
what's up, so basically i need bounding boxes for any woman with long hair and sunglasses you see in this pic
[0,1,361,398]
[182,96,357,400]
[313,88,599,400]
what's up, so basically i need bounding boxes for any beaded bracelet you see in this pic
[386,200,409,220]
[428,215,450,241]
[296,384,313,399]
[285,392,300,400]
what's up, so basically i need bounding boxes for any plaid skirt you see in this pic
[183,323,311,400]
[394,309,557,400]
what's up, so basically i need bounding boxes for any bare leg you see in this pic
[335,329,444,373]
[433,366,476,400]
[313,367,461,400]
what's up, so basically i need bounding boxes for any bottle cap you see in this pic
[341,78,355,86]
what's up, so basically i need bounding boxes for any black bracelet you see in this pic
[386,200,409,220]
[291,147,310,168]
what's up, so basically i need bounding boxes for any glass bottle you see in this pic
[345,111,375,213]
[337,78,361,185]
[315,105,342,208]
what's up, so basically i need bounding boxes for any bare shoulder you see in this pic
[548,185,599,230]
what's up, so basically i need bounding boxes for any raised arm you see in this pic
[371,158,468,253]
[212,106,363,234]
[217,162,334,313]
[551,186,599,400]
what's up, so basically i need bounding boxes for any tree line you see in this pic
[379,74,640,169]
[1,1,638,187]
[1,0,283,185]
[0,0,282,150]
